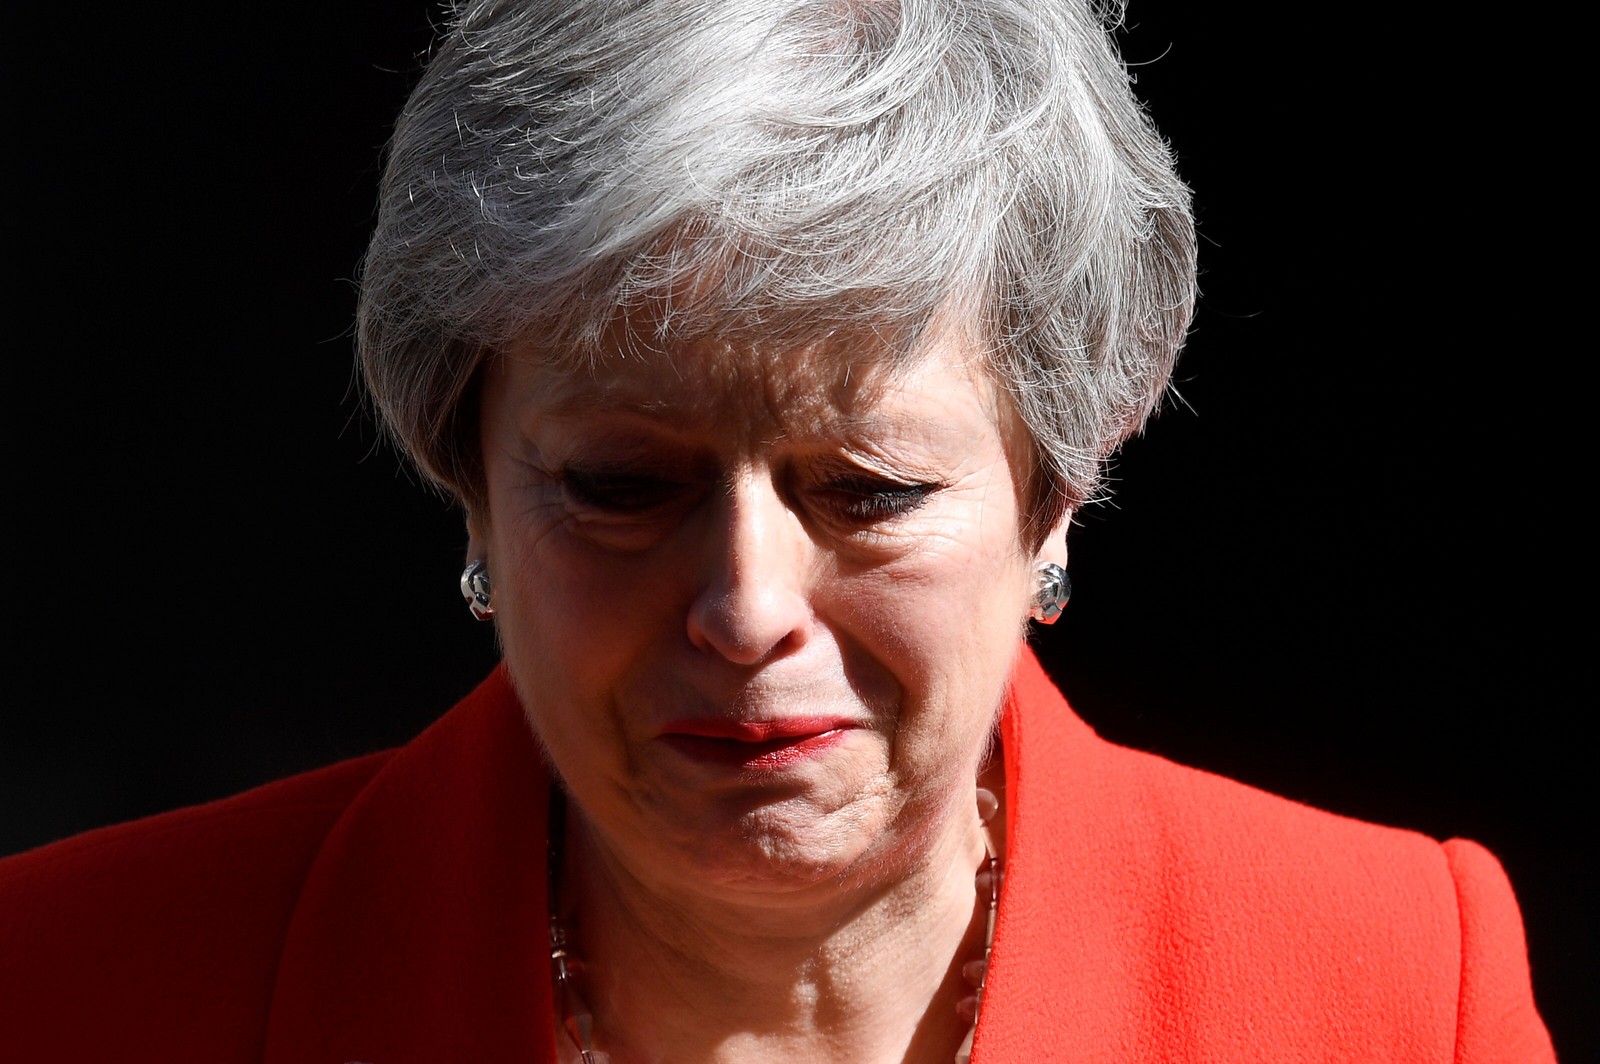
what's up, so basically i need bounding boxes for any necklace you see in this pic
[547,785,1003,1064]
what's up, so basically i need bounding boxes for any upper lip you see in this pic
[657,717,855,741]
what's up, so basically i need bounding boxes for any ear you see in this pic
[465,508,490,565]
[1034,508,1073,570]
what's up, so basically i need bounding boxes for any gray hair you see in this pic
[358,0,1196,542]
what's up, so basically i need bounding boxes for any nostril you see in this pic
[686,584,808,666]
[684,470,814,665]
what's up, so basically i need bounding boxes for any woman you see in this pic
[0,1,1556,1061]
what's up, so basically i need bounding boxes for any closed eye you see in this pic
[820,476,940,522]
[561,467,689,513]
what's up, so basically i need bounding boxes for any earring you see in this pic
[1029,563,1070,624]
[460,559,494,621]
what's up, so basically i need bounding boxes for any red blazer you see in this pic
[0,650,1554,1062]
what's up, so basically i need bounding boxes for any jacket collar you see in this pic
[265,664,557,1062]
[264,647,1096,1061]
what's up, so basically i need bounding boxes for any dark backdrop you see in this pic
[5,5,1587,1056]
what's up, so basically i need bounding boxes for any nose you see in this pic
[686,468,813,666]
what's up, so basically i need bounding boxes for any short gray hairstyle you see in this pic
[358,0,1196,543]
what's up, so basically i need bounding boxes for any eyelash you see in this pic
[822,477,939,522]
[559,467,940,524]
[560,469,686,513]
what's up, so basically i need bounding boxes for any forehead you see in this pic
[497,322,1003,438]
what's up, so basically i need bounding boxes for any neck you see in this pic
[553,772,1002,1064]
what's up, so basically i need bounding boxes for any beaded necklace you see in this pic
[547,786,1003,1064]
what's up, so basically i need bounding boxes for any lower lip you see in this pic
[660,729,851,771]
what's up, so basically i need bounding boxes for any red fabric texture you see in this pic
[976,652,1553,1063]
[0,650,1554,1062]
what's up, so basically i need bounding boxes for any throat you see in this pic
[545,779,1005,1064]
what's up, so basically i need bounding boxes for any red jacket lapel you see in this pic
[265,665,559,1062]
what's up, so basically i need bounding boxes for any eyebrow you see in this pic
[530,385,906,439]
[537,391,677,418]
[544,396,915,441]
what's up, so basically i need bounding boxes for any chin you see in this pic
[640,785,901,896]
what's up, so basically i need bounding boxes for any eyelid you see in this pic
[560,466,695,513]
[828,471,932,492]
[816,474,941,523]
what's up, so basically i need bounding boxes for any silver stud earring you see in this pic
[1029,563,1070,624]
[460,559,494,621]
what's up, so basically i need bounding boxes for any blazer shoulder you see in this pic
[1441,838,1556,1063]
[0,749,393,1062]
[1029,702,1556,1057]
[1,748,390,888]
[1104,730,1443,858]
[1012,649,1449,876]
[986,651,1560,1060]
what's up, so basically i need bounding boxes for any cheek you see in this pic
[487,514,672,754]
[843,542,1031,742]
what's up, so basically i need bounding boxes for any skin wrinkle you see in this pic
[362,1,1195,531]
[517,308,1039,542]
[563,746,990,1062]
[346,4,1202,1060]
[474,315,1066,1062]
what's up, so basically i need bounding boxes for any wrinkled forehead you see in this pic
[497,311,1003,440]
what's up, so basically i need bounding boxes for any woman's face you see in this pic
[474,323,1059,897]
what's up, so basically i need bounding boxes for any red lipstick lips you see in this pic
[658,717,854,770]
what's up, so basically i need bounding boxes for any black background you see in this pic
[5,5,1588,1056]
